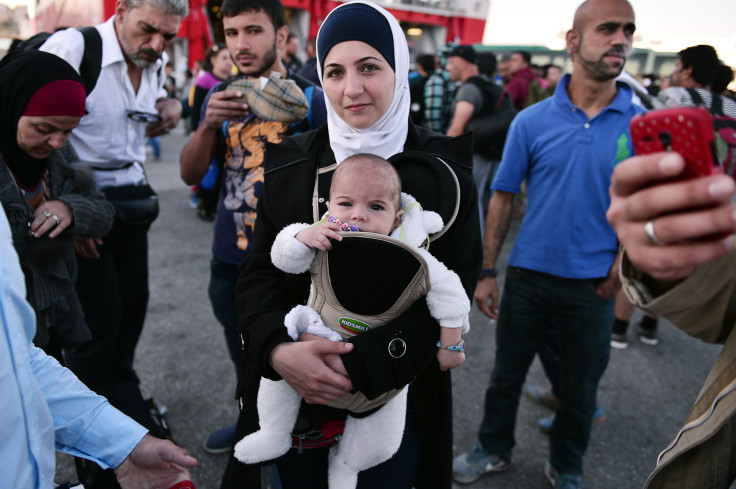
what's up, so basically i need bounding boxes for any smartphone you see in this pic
[630,106,721,180]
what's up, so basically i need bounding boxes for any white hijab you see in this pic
[316,1,411,164]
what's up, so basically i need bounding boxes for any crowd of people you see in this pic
[2,0,736,488]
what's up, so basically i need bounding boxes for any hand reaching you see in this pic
[115,435,197,489]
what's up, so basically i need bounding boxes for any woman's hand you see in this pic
[31,200,73,238]
[269,340,354,405]
[607,152,736,281]
[298,332,349,376]
[74,237,103,259]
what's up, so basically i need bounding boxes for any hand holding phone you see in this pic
[630,107,730,241]
[607,151,736,280]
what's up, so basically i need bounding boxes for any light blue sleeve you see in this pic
[30,346,148,469]
[0,201,147,472]
[0,205,147,487]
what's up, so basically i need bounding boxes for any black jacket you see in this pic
[221,121,481,489]
[0,144,114,348]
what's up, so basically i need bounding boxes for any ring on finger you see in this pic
[51,215,60,225]
[42,210,52,218]
[644,220,665,246]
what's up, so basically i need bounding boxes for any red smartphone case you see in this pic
[630,106,720,180]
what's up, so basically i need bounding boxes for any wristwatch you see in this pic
[479,268,497,278]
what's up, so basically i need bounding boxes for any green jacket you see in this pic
[621,248,736,489]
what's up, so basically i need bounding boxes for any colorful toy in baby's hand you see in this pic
[327,215,360,232]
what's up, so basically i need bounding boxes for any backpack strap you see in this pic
[312,163,338,223]
[686,87,707,108]
[687,87,726,117]
[464,76,500,118]
[76,26,103,95]
[710,91,725,116]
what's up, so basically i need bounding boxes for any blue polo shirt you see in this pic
[492,74,645,279]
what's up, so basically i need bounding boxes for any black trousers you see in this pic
[67,219,155,431]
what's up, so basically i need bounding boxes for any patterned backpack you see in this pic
[687,88,736,177]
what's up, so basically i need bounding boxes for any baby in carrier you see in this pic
[234,153,470,487]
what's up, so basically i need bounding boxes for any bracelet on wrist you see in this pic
[436,340,465,352]
[479,268,497,278]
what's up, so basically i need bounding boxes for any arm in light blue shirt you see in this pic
[0,206,147,489]
[32,344,148,468]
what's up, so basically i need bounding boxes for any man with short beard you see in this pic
[39,0,188,486]
[180,0,326,457]
[453,0,643,488]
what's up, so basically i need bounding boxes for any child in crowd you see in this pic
[234,153,470,487]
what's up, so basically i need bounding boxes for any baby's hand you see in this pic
[437,349,465,371]
[295,222,342,251]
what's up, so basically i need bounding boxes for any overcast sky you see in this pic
[483,0,736,47]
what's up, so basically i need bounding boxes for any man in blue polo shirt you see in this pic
[453,0,643,488]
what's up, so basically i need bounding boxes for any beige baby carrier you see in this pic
[308,151,461,412]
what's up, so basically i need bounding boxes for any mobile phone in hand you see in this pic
[630,106,721,181]
[631,106,730,240]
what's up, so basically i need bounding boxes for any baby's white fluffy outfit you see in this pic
[234,193,469,488]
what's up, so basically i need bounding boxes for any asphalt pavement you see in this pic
[55,128,722,489]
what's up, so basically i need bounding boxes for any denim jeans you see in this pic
[146,137,161,158]
[208,257,243,371]
[478,266,614,475]
[538,317,561,397]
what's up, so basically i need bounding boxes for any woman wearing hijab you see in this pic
[0,50,114,360]
[223,2,481,488]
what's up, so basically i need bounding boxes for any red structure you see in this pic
[32,0,487,69]
[177,0,213,69]
[293,0,485,45]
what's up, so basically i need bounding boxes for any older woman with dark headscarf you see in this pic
[0,49,114,357]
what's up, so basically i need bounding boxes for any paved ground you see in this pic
[55,129,722,489]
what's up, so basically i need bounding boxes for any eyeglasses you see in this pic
[126,110,162,123]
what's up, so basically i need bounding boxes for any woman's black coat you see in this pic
[221,121,482,489]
